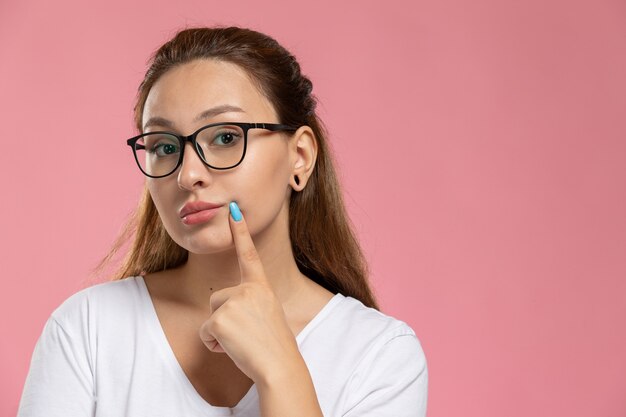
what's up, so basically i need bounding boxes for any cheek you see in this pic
[236,146,291,229]
[146,180,180,231]
[147,179,170,209]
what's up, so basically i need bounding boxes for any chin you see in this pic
[173,228,235,255]
[159,210,231,251]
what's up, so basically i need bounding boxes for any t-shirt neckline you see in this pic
[135,275,344,414]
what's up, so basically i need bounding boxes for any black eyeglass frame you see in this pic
[126,122,299,178]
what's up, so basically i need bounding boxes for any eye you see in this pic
[154,143,180,156]
[210,129,242,147]
[144,134,180,157]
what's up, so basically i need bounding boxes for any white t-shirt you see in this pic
[17,276,428,416]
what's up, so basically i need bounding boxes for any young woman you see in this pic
[18,26,428,417]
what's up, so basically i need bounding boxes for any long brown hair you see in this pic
[94,26,379,310]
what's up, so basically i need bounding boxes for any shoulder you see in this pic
[333,295,428,415]
[332,294,421,346]
[315,293,427,373]
[337,294,427,371]
[307,294,428,414]
[49,276,145,331]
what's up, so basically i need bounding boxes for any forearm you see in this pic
[256,354,324,417]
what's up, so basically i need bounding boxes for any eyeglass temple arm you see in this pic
[251,123,298,131]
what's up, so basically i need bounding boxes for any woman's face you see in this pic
[142,59,295,254]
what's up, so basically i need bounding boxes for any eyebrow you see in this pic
[142,104,246,130]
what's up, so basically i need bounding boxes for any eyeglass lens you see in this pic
[133,124,245,176]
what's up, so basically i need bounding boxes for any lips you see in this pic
[179,201,224,219]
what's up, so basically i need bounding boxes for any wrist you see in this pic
[257,351,309,391]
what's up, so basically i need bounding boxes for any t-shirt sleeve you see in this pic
[341,328,428,417]
[17,315,96,417]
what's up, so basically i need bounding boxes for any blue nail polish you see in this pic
[229,202,242,222]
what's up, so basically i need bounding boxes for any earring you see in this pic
[294,175,300,186]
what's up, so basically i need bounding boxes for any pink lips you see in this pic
[179,201,224,225]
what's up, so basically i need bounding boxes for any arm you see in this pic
[199,205,325,417]
[17,316,96,417]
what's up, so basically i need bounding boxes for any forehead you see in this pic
[142,59,278,131]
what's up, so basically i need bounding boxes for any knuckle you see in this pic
[220,299,235,313]
[240,285,254,298]
[199,319,213,339]
[210,314,224,332]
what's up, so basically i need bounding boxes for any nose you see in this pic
[177,142,213,191]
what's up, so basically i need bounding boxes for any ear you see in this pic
[288,125,317,192]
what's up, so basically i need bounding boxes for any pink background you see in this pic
[2,0,625,416]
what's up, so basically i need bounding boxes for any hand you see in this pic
[198,202,301,383]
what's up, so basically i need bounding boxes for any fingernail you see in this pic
[229,201,242,222]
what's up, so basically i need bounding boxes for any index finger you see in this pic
[228,201,266,283]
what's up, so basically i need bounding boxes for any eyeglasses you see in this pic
[126,122,298,178]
